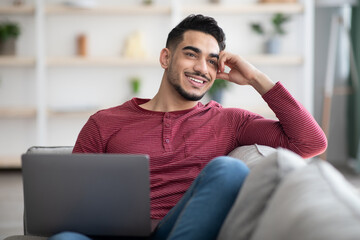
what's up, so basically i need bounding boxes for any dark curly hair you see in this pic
[166,14,226,51]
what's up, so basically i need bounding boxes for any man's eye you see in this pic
[209,59,217,66]
[186,52,196,57]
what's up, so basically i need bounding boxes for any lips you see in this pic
[189,77,204,84]
[185,74,208,87]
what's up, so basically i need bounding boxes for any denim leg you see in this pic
[49,231,93,240]
[152,156,249,240]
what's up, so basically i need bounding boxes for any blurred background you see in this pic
[0,0,359,170]
[1,0,360,239]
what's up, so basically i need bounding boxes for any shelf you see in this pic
[0,156,21,168]
[0,107,98,118]
[46,55,302,67]
[44,3,303,15]
[0,55,302,67]
[0,107,36,118]
[0,56,36,67]
[244,55,303,66]
[182,3,304,15]
[46,5,171,15]
[0,5,34,15]
[48,108,99,117]
[0,2,304,16]
[47,56,159,67]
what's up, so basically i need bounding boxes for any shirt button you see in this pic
[165,123,170,128]
[165,139,170,143]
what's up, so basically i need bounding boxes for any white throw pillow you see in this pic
[218,148,307,240]
[251,159,360,240]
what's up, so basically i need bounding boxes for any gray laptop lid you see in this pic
[21,153,151,237]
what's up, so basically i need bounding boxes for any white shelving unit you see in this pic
[0,107,36,118]
[0,5,34,14]
[46,56,160,67]
[0,0,314,167]
[0,56,35,66]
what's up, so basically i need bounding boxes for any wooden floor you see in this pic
[1,165,360,240]
[0,170,23,240]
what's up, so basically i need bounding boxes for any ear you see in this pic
[159,48,171,69]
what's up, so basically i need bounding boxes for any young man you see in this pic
[50,14,327,240]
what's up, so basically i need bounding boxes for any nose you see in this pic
[194,58,208,75]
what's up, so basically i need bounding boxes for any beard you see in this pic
[171,82,206,101]
[166,65,207,101]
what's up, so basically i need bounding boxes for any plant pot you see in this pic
[260,0,297,2]
[143,0,153,5]
[210,89,224,104]
[0,38,16,55]
[265,37,281,54]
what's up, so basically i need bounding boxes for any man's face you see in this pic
[166,30,220,101]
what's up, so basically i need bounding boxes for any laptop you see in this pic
[21,153,151,238]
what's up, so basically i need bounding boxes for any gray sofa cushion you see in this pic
[251,159,360,240]
[26,146,73,154]
[218,148,307,240]
[228,144,277,169]
[22,146,74,236]
[4,236,47,240]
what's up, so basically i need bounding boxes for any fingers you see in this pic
[216,72,229,81]
[216,51,275,92]
[217,51,231,73]
[216,52,252,85]
[216,52,233,80]
[217,52,225,73]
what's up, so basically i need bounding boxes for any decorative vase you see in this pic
[0,38,16,55]
[265,36,281,54]
[77,34,87,57]
[210,89,224,104]
[143,0,153,5]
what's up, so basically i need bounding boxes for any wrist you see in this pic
[250,72,275,96]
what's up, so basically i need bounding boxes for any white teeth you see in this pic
[189,77,204,84]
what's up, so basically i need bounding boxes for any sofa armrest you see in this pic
[228,144,277,169]
[4,235,47,240]
[22,146,74,236]
[26,146,74,154]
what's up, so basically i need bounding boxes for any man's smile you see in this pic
[185,73,210,87]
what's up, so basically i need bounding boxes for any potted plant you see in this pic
[143,0,153,5]
[250,13,291,54]
[130,76,141,95]
[0,21,20,55]
[208,79,229,104]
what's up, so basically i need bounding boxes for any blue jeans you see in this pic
[49,156,249,240]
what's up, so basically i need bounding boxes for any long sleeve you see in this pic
[238,82,327,158]
[72,116,105,153]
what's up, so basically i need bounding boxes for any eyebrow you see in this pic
[182,46,219,59]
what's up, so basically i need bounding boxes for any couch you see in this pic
[5,145,360,240]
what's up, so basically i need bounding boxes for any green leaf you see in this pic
[0,22,20,41]
[250,23,265,35]
[208,79,229,96]
[272,13,290,35]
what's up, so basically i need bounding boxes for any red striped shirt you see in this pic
[73,82,327,219]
